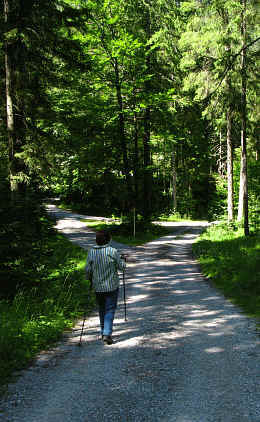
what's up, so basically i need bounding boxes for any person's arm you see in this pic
[115,250,126,272]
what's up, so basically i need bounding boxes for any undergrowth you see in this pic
[0,218,94,391]
[193,223,260,323]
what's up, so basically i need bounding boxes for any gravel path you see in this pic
[1,206,259,422]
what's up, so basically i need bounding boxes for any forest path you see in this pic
[1,206,259,422]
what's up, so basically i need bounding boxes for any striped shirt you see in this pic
[85,244,126,292]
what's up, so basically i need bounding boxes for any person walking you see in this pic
[85,230,126,345]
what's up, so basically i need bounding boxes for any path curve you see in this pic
[1,206,259,422]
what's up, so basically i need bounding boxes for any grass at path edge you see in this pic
[0,224,94,394]
[81,219,180,246]
[193,223,260,325]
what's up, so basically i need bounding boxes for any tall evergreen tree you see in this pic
[1,0,89,194]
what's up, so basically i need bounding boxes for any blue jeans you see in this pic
[95,289,119,336]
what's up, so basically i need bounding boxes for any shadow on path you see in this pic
[1,205,259,422]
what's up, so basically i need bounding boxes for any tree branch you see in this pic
[203,36,260,103]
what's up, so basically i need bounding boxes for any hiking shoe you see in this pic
[103,335,113,345]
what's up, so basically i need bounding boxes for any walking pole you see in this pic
[78,313,87,347]
[120,254,127,321]
[122,268,127,322]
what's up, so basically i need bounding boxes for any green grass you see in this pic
[0,226,94,392]
[193,223,260,323]
[158,212,193,222]
[81,219,176,246]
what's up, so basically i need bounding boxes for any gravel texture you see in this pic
[1,205,259,422]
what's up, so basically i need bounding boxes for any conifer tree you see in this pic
[2,0,89,194]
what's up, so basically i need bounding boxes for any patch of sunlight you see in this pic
[202,296,221,301]
[56,219,86,230]
[204,321,225,328]
[115,336,145,348]
[185,276,199,281]
[205,347,225,353]
[76,261,86,270]
[189,310,220,317]
[127,294,149,303]
[182,320,204,327]
[173,290,189,295]
[207,332,225,337]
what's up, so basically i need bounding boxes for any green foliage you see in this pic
[0,194,52,299]
[0,204,94,388]
[207,173,227,221]
[193,223,260,321]
[1,0,259,224]
[1,0,90,192]
[158,212,191,222]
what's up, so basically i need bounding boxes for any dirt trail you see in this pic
[1,206,259,422]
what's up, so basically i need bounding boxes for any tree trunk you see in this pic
[4,0,27,195]
[4,0,15,193]
[222,15,234,223]
[133,111,139,206]
[113,58,133,205]
[143,106,152,219]
[226,107,234,222]
[171,148,177,211]
[218,130,223,175]
[237,0,249,236]
[142,5,153,220]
